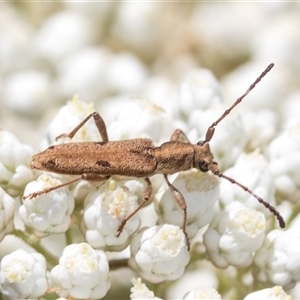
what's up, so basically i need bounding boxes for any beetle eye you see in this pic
[199,160,209,172]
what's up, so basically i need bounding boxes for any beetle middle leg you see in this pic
[164,174,189,250]
[164,128,191,249]
[116,177,152,237]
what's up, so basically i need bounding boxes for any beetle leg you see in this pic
[170,129,191,143]
[116,177,152,237]
[164,174,190,250]
[56,112,109,142]
[23,174,110,200]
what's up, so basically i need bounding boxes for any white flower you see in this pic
[188,105,247,170]
[106,52,148,93]
[43,96,98,146]
[3,70,51,115]
[50,243,110,299]
[243,286,291,300]
[20,174,75,236]
[178,67,245,169]
[82,178,140,251]
[203,207,266,268]
[183,286,222,300]
[111,3,162,57]
[57,47,110,102]
[157,170,219,239]
[0,249,48,300]
[130,277,162,300]
[0,187,16,242]
[218,150,276,220]
[178,68,222,115]
[33,11,94,60]
[179,67,247,170]
[0,129,34,197]
[107,98,169,143]
[268,123,300,202]
[241,109,278,149]
[129,224,190,283]
[253,228,300,289]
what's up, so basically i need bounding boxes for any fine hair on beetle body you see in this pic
[23,63,285,250]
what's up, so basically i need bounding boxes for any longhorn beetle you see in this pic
[24,63,285,249]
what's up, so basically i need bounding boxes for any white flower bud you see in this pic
[0,187,16,242]
[111,3,162,58]
[33,11,94,60]
[0,129,34,197]
[106,53,147,93]
[188,106,247,170]
[241,109,278,149]
[130,277,162,300]
[243,286,291,300]
[107,98,167,143]
[183,286,222,300]
[178,68,222,115]
[204,207,266,268]
[268,123,300,202]
[82,179,140,251]
[129,224,190,283]
[44,96,98,146]
[0,250,48,300]
[253,228,300,289]
[20,174,75,236]
[157,170,219,239]
[57,47,109,102]
[3,70,51,115]
[219,150,276,218]
[50,243,110,299]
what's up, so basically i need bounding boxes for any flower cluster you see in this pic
[1,2,300,299]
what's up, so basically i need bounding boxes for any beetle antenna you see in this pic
[215,171,285,228]
[204,63,274,142]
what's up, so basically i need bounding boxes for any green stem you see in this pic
[13,229,59,268]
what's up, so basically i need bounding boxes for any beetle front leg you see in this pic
[116,178,152,237]
[56,112,109,142]
[164,174,190,250]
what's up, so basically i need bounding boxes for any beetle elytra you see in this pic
[23,63,285,249]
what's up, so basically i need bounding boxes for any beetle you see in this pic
[24,63,285,248]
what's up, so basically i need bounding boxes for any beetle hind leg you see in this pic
[56,112,109,142]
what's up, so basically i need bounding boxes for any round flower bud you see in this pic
[0,129,34,197]
[178,68,222,115]
[44,96,98,146]
[50,243,110,299]
[253,228,300,289]
[204,207,266,268]
[157,170,219,239]
[82,179,140,251]
[20,174,75,236]
[0,250,48,300]
[268,123,300,202]
[219,150,276,219]
[129,224,190,283]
